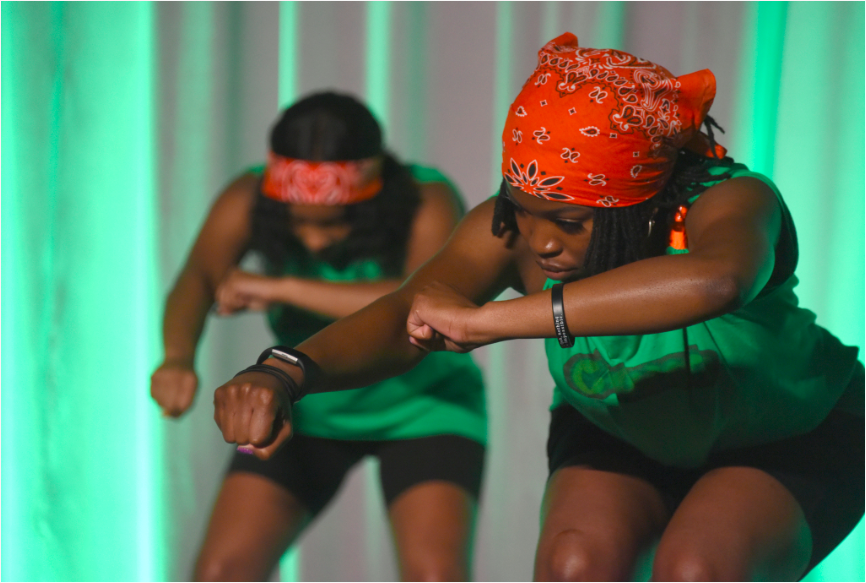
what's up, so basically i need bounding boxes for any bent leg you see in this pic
[388,481,477,581]
[652,467,812,582]
[379,435,484,581]
[534,466,669,581]
[194,472,310,581]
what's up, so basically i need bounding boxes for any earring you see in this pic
[647,217,655,238]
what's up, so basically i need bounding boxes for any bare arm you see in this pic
[213,198,521,457]
[296,196,520,390]
[412,177,783,346]
[213,181,467,319]
[151,173,256,416]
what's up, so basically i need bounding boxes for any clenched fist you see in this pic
[212,370,295,460]
[151,359,198,417]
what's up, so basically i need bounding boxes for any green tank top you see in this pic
[544,161,861,467]
[254,164,487,443]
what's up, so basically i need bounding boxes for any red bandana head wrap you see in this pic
[502,33,726,208]
[262,152,383,205]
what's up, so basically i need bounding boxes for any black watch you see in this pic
[256,345,321,391]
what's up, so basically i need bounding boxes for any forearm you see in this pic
[298,289,425,391]
[258,284,427,395]
[271,277,403,319]
[258,200,519,394]
[162,269,215,364]
[477,253,742,342]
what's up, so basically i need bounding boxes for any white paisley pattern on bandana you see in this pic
[586,174,607,187]
[561,147,580,163]
[536,47,683,151]
[501,32,718,208]
[262,154,382,205]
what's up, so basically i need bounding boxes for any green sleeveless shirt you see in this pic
[544,161,861,467]
[253,164,487,444]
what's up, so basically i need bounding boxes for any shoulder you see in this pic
[416,180,463,220]
[401,198,525,303]
[404,163,465,227]
[205,172,260,228]
[687,176,782,237]
[216,172,259,206]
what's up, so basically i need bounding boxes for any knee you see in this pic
[652,549,737,582]
[193,550,269,582]
[399,556,467,582]
[536,529,632,581]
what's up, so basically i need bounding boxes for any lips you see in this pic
[537,262,572,273]
[537,262,578,280]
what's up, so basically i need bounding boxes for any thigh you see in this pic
[538,406,670,581]
[387,482,477,581]
[535,465,669,582]
[653,466,812,582]
[195,435,365,581]
[228,432,365,516]
[194,472,309,581]
[378,435,485,581]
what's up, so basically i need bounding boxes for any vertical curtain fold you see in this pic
[2,2,165,580]
[2,3,863,581]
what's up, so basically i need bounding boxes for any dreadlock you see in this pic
[492,116,732,276]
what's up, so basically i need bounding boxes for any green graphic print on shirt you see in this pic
[545,161,861,467]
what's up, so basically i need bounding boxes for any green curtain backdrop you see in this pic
[2,2,863,581]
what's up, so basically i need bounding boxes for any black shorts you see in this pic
[547,404,864,573]
[229,433,485,517]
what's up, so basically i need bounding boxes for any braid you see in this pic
[586,116,732,275]
[492,180,518,236]
[492,116,734,275]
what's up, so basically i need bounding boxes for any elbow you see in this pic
[700,272,747,317]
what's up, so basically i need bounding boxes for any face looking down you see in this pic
[504,182,595,282]
[287,203,353,254]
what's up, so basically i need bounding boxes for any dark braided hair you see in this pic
[493,117,732,276]
[249,92,421,276]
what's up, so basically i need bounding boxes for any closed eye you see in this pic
[556,220,585,234]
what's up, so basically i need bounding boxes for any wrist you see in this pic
[257,346,322,398]
[470,303,502,346]
[261,357,305,388]
[270,276,298,304]
[162,353,195,368]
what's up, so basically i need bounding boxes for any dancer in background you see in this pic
[213,35,864,581]
[151,92,486,581]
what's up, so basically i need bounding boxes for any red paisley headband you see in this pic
[502,33,726,208]
[261,152,383,205]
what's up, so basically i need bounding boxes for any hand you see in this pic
[406,282,487,353]
[212,371,294,460]
[151,359,198,417]
[214,269,277,315]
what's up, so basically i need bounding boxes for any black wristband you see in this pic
[551,283,574,348]
[234,364,302,403]
[256,345,321,394]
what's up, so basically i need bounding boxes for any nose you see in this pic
[296,228,332,254]
[524,219,562,258]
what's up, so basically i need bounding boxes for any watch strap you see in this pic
[256,345,322,396]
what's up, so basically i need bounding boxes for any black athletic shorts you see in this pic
[229,433,485,517]
[547,403,864,573]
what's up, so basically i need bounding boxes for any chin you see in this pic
[559,268,588,283]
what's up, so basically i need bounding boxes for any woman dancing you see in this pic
[151,92,486,581]
[213,36,864,581]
